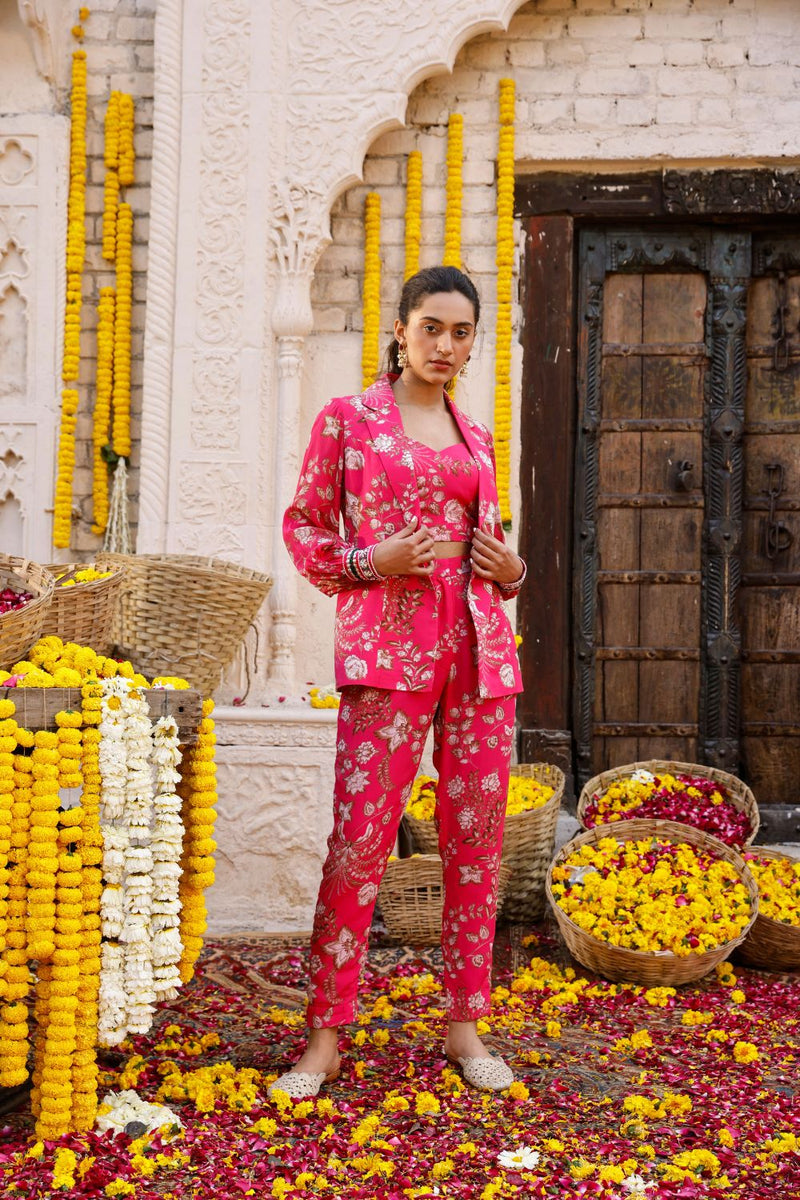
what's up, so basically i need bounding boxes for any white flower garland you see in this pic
[98,678,133,1046]
[120,685,157,1035]
[151,715,184,1001]
[97,681,188,1044]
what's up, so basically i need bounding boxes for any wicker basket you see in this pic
[403,762,565,923]
[577,759,759,847]
[546,818,759,986]
[378,854,511,945]
[97,553,271,696]
[42,562,125,654]
[0,556,55,671]
[735,847,800,972]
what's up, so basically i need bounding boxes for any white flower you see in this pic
[630,769,656,784]
[497,1146,540,1170]
[622,1175,655,1195]
[95,1089,182,1135]
[343,655,367,679]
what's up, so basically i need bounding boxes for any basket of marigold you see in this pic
[578,760,758,849]
[42,562,124,654]
[0,555,55,671]
[736,847,800,971]
[546,819,758,986]
[403,762,564,921]
[378,854,512,945]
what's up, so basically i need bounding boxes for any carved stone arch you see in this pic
[284,0,530,224]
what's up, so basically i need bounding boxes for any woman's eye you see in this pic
[424,325,437,333]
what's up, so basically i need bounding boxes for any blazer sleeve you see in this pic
[484,426,527,602]
[282,399,354,597]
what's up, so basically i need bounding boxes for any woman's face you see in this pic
[395,290,476,386]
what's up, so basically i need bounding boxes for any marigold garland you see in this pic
[0,709,31,1089]
[117,93,136,188]
[404,151,423,281]
[112,202,133,458]
[53,387,79,549]
[361,192,381,390]
[102,91,121,262]
[0,640,218,1137]
[494,78,515,529]
[177,700,217,984]
[443,113,463,269]
[62,50,87,384]
[53,48,88,550]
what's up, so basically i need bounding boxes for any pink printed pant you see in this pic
[307,558,517,1027]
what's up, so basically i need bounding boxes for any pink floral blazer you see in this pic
[283,374,524,699]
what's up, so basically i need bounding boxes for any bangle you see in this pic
[496,559,527,593]
[343,546,383,583]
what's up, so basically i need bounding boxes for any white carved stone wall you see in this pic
[0,116,67,560]
[207,707,336,934]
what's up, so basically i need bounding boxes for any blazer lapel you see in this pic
[446,397,500,533]
[361,376,421,525]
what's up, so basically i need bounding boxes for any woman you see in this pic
[274,265,526,1098]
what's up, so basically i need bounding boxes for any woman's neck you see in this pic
[391,371,447,410]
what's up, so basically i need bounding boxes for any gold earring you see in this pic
[397,344,408,369]
[458,359,469,379]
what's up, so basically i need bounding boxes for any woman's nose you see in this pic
[436,334,453,356]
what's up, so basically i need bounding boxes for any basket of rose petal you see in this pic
[379,854,511,945]
[42,562,125,654]
[735,848,800,971]
[578,760,758,848]
[546,818,758,986]
[0,555,55,671]
[403,762,564,921]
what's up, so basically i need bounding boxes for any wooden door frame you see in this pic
[515,167,800,842]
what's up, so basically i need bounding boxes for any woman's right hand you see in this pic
[372,518,436,577]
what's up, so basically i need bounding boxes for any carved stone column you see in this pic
[265,185,330,692]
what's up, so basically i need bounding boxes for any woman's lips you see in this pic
[430,361,452,370]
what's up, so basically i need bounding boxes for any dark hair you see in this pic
[384,265,481,374]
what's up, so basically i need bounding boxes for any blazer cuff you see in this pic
[496,558,527,594]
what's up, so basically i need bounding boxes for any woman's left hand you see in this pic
[470,525,524,585]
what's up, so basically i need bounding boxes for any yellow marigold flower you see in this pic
[414,1090,441,1116]
[507,1080,530,1101]
[105,1181,136,1197]
[733,1040,759,1064]
[718,1128,735,1147]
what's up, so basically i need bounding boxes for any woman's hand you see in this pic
[471,525,524,585]
[372,518,436,577]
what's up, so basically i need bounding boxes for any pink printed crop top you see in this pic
[402,434,479,541]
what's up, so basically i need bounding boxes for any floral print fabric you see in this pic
[307,559,516,1027]
[403,437,479,542]
[283,375,523,699]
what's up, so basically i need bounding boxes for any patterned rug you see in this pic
[1,918,798,1198]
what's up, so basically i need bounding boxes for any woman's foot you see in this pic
[445,1021,514,1092]
[268,1028,341,1100]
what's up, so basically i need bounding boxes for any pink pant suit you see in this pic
[283,376,525,1027]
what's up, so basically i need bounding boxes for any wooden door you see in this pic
[574,229,749,785]
[740,237,800,807]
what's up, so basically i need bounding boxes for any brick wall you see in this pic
[71,0,154,553]
[311,0,800,342]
